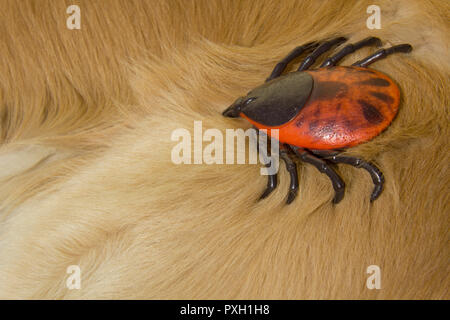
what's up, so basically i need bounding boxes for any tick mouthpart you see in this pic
[222,97,244,118]
[222,106,239,117]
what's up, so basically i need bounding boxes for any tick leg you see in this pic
[352,44,412,68]
[256,128,278,200]
[320,37,381,67]
[280,146,299,204]
[291,146,345,204]
[326,155,384,202]
[266,41,319,82]
[297,37,347,71]
[259,169,278,200]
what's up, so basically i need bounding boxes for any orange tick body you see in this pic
[223,37,412,204]
[241,66,400,150]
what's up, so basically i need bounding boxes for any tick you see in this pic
[222,37,412,204]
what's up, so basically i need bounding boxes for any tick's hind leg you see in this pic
[320,37,381,67]
[290,146,345,204]
[352,44,412,68]
[326,155,385,202]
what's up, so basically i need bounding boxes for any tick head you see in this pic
[222,96,257,118]
[224,71,314,126]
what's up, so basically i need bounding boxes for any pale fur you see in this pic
[0,0,448,299]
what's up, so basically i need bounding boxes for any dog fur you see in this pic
[0,0,448,299]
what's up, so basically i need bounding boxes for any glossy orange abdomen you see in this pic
[243,66,400,149]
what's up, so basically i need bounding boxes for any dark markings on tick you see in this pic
[342,116,356,131]
[359,78,390,87]
[318,121,337,136]
[370,91,394,103]
[314,108,321,117]
[309,120,319,131]
[358,99,384,124]
[295,115,305,127]
[313,81,348,100]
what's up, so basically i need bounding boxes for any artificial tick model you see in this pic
[223,37,412,204]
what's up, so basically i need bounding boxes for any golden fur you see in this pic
[0,0,448,299]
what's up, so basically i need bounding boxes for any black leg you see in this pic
[266,41,319,82]
[255,128,278,200]
[352,44,412,68]
[326,155,384,202]
[290,146,345,204]
[320,37,381,67]
[259,169,278,200]
[280,146,299,204]
[297,37,347,71]
[260,146,300,204]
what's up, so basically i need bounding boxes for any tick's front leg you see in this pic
[280,146,299,204]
